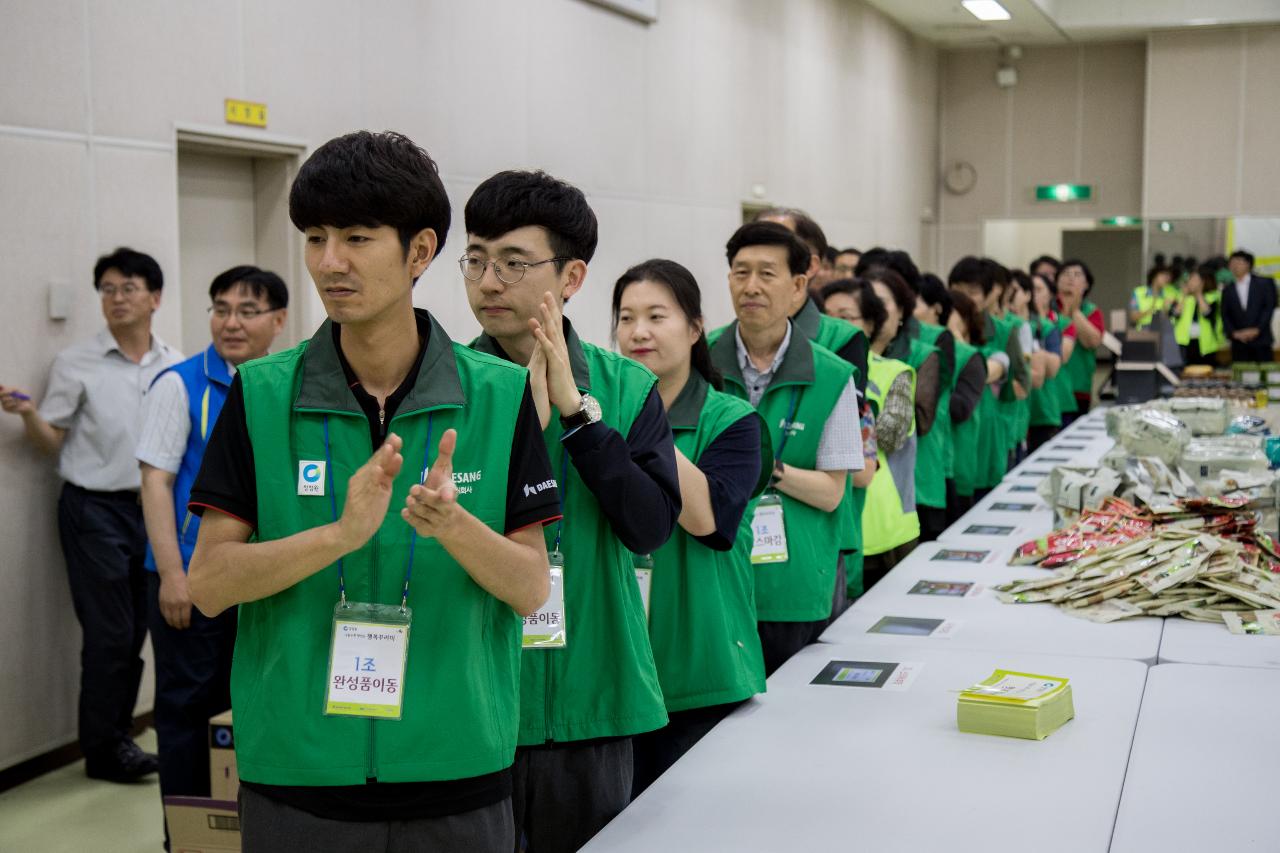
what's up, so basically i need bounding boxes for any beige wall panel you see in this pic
[0,0,88,132]
[1080,43,1145,215]
[1008,49,1081,217]
[1241,27,1280,213]
[939,50,1010,226]
[938,224,983,273]
[88,0,238,141]
[1146,28,1243,215]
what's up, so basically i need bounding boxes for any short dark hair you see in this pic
[820,277,887,342]
[754,207,829,260]
[1059,258,1095,293]
[858,249,920,292]
[1030,255,1061,278]
[1196,262,1221,293]
[948,255,992,295]
[982,258,1010,293]
[612,258,721,390]
[863,266,917,320]
[289,131,451,258]
[465,170,598,268]
[1008,269,1038,319]
[949,289,986,346]
[1146,265,1172,286]
[726,221,809,276]
[837,247,861,259]
[94,247,163,292]
[1230,249,1256,268]
[916,273,952,325]
[209,265,289,310]
[823,246,839,264]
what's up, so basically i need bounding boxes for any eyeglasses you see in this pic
[207,305,277,321]
[458,255,571,285]
[99,283,144,298]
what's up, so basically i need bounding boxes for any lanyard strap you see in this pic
[552,448,569,554]
[772,388,802,462]
[323,413,433,611]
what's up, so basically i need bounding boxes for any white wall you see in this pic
[0,0,939,770]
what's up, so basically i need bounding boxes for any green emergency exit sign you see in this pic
[1035,183,1092,202]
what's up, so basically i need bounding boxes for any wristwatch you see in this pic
[559,393,602,430]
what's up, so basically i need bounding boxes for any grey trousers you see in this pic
[239,786,513,853]
[512,738,633,853]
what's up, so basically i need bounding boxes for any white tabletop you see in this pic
[583,643,1147,853]
[1111,663,1280,852]
[1156,616,1280,669]
[949,495,1055,540]
[823,547,1164,664]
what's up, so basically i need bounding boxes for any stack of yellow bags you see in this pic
[957,670,1075,740]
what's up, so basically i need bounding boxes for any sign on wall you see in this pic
[225,99,268,129]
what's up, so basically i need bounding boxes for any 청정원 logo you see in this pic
[298,460,326,496]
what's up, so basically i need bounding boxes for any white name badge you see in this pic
[524,554,566,649]
[635,569,652,620]
[750,493,789,564]
[324,603,410,720]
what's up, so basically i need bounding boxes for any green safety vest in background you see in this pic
[234,312,526,786]
[951,340,985,498]
[709,323,853,622]
[1131,284,1181,328]
[1173,291,1223,355]
[862,352,920,556]
[647,372,771,713]
[1028,314,1063,429]
[474,322,668,745]
[1062,299,1100,404]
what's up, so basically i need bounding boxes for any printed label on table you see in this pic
[1037,456,1070,463]
[909,579,983,598]
[868,615,960,638]
[1055,444,1085,451]
[931,548,991,564]
[811,659,924,691]
[1008,484,1038,493]
[1020,469,1052,477]
[989,502,1036,512]
[963,524,1016,536]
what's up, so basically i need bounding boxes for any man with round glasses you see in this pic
[0,247,181,782]
[134,265,287,833]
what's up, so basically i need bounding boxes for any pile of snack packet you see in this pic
[995,496,1280,635]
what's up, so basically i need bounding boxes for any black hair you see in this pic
[916,273,952,325]
[1058,258,1095,293]
[465,170,598,269]
[753,207,829,260]
[1230,249,1256,268]
[823,246,839,264]
[949,289,986,346]
[948,255,992,295]
[1153,252,1167,267]
[863,266,917,327]
[982,258,1010,293]
[1029,255,1061,279]
[612,258,722,390]
[726,221,810,276]
[1009,270,1039,325]
[288,131,451,258]
[94,247,163,292]
[1146,265,1172,287]
[837,247,861,258]
[821,277,887,342]
[1195,262,1221,293]
[208,265,289,310]
[857,249,921,292]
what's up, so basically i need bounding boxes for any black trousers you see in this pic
[57,483,149,763]
[918,506,948,542]
[1181,343,1217,367]
[1027,425,1057,454]
[1231,340,1273,362]
[631,701,741,798]
[239,786,513,853]
[512,738,633,853]
[862,539,919,592]
[147,572,236,798]
[757,619,824,677]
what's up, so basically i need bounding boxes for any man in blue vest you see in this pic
[136,266,288,811]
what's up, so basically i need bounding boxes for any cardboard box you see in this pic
[209,710,237,801]
[164,796,240,853]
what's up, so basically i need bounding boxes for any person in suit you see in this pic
[1221,249,1277,362]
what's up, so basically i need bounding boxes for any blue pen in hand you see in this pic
[7,392,31,401]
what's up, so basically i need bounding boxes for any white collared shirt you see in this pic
[136,354,236,475]
[39,328,182,490]
[1235,274,1252,311]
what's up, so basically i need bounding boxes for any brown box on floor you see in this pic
[209,711,237,801]
[164,796,240,852]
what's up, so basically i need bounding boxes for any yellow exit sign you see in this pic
[225,98,267,128]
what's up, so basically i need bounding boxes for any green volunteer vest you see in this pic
[998,314,1028,451]
[1131,286,1158,328]
[977,315,1012,486]
[1062,299,1100,402]
[1053,313,1078,415]
[951,341,984,497]
[473,323,667,745]
[916,323,955,481]
[902,336,946,509]
[1173,292,1223,355]
[863,353,920,555]
[233,313,525,786]
[1028,315,1063,429]
[648,373,771,712]
[709,323,853,622]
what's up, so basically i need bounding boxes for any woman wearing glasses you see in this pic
[612,259,770,797]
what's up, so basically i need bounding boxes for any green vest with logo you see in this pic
[473,324,668,745]
[916,323,955,482]
[902,336,946,509]
[709,323,853,622]
[648,373,771,712]
[1173,291,1223,355]
[1028,315,1063,429]
[863,353,920,556]
[951,341,984,497]
[1062,300,1100,401]
[1053,313,1079,415]
[976,315,1012,487]
[233,314,525,786]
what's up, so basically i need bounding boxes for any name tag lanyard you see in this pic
[524,449,569,648]
[772,388,801,468]
[319,413,434,719]
[752,388,798,565]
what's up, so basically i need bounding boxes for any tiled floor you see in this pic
[0,729,165,853]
